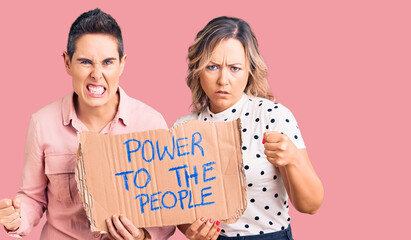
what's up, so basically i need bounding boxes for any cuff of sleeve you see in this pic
[4,226,23,239]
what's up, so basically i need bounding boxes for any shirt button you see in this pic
[93,232,101,238]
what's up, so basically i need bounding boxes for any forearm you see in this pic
[281,150,324,214]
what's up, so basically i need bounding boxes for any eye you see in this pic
[206,65,218,70]
[231,66,241,72]
[103,60,113,65]
[80,59,92,64]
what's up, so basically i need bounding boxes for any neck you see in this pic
[74,93,119,132]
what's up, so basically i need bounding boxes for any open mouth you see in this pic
[87,84,106,96]
[217,90,229,94]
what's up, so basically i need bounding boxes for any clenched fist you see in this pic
[0,198,21,231]
[263,131,301,167]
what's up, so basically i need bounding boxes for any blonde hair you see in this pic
[187,16,274,113]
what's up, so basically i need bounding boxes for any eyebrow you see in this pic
[76,58,91,62]
[103,57,118,62]
[209,60,244,66]
[76,57,118,62]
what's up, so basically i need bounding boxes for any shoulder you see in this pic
[172,113,199,127]
[31,95,66,123]
[247,96,295,117]
[124,97,167,129]
[120,88,164,120]
[128,97,164,119]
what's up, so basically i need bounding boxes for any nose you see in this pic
[217,68,229,86]
[90,65,103,81]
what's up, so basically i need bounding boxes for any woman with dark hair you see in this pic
[0,9,175,240]
[174,16,324,240]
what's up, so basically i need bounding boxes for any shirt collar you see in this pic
[204,93,249,121]
[62,86,130,127]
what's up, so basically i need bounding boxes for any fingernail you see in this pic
[209,219,214,224]
[262,138,266,144]
[216,220,220,226]
[217,228,221,232]
[200,217,205,222]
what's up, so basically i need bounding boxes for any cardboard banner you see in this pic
[75,119,247,232]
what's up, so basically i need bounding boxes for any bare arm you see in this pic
[264,132,324,214]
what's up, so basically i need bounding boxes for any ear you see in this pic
[119,54,127,76]
[62,51,72,76]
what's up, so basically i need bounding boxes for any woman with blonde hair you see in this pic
[174,16,324,240]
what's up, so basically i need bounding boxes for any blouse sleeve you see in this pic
[270,104,306,149]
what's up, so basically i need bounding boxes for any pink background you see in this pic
[1,0,410,239]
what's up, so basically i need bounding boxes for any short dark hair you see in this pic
[67,8,124,60]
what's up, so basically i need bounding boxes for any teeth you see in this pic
[88,85,105,95]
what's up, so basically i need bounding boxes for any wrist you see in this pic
[285,152,303,170]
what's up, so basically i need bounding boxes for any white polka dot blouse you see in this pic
[173,93,305,237]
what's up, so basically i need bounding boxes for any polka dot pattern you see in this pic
[173,94,306,236]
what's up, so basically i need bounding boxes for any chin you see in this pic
[86,99,108,108]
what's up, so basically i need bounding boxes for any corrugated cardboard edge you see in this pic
[75,132,103,233]
[170,118,247,223]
